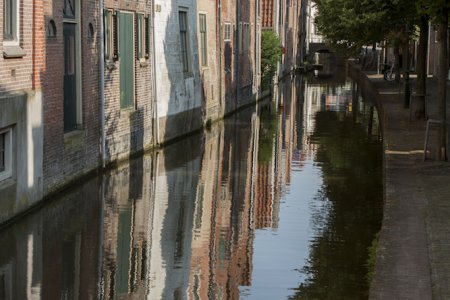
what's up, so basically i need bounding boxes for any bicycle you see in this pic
[383,62,395,82]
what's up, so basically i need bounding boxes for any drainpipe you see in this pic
[151,2,160,145]
[99,0,106,168]
[218,0,223,113]
[236,0,241,108]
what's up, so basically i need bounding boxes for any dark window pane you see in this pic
[63,0,75,19]
[4,0,16,40]
[179,11,189,72]
[0,133,5,172]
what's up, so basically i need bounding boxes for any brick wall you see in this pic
[221,0,237,112]
[198,0,221,119]
[42,0,101,192]
[0,0,34,95]
[103,1,153,162]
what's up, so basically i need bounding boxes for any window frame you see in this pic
[224,22,231,42]
[199,13,207,67]
[63,0,83,131]
[178,9,190,73]
[0,128,13,182]
[3,0,20,46]
[136,13,145,60]
[104,9,115,61]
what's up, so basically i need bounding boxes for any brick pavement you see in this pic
[350,65,450,299]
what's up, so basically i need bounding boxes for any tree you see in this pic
[413,15,429,119]
[418,0,450,160]
[261,30,282,90]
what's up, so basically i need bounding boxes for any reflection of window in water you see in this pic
[0,133,5,172]
[194,184,204,230]
[0,263,13,300]
[193,274,201,300]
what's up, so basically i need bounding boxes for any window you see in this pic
[47,19,57,37]
[145,16,150,59]
[63,0,75,19]
[3,0,19,44]
[88,22,94,38]
[199,14,207,66]
[136,13,148,60]
[63,0,81,132]
[224,23,231,41]
[0,128,12,182]
[179,10,189,73]
[240,23,250,51]
[104,10,115,61]
[245,24,250,50]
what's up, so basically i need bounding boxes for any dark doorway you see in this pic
[63,22,77,132]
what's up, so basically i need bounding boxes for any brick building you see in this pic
[41,0,101,192]
[220,0,238,110]
[0,0,44,222]
[261,0,304,78]
[220,0,262,114]
[197,0,221,120]
[103,0,154,162]
[153,0,203,143]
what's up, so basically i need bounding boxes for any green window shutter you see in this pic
[118,12,135,109]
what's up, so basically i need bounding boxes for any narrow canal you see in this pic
[0,71,383,299]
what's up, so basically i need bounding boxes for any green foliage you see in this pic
[258,107,278,164]
[313,0,420,53]
[261,30,282,90]
[417,0,450,23]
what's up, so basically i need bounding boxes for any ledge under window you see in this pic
[3,45,26,58]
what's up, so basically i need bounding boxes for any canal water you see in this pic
[0,72,383,299]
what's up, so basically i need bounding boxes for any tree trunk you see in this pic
[414,16,428,119]
[437,8,448,160]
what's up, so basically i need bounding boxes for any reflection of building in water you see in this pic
[0,178,101,300]
[187,124,224,300]
[147,139,202,300]
[101,155,153,300]
[209,111,260,299]
[0,222,43,300]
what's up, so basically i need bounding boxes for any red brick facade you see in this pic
[42,0,101,192]
[103,1,153,162]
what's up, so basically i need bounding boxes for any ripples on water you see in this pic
[0,73,383,299]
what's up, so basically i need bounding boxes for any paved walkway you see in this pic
[354,68,450,299]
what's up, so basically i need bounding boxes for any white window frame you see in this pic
[104,9,114,61]
[0,128,13,182]
[3,0,20,46]
[224,22,231,42]
[137,13,146,61]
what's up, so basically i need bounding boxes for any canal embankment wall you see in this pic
[348,62,450,299]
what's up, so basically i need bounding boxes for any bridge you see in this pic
[307,42,333,62]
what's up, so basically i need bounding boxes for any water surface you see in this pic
[0,73,383,299]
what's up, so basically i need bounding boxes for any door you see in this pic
[118,12,135,109]
[63,23,77,132]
